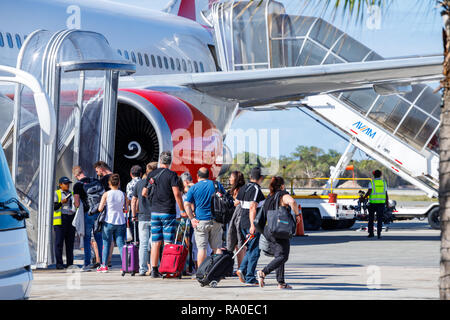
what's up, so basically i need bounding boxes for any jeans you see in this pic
[138,220,152,274]
[83,212,103,267]
[238,228,261,283]
[101,222,126,266]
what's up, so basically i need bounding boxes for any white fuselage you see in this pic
[0,0,217,75]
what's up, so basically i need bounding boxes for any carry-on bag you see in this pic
[159,219,190,279]
[121,221,139,276]
[196,234,253,288]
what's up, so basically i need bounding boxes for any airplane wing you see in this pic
[120,55,443,107]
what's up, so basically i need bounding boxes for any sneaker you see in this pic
[150,270,162,278]
[97,265,108,273]
[236,270,245,284]
[81,265,92,272]
[91,263,100,269]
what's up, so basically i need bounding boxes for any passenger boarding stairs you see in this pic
[207,0,440,197]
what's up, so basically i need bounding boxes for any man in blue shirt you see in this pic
[184,167,226,267]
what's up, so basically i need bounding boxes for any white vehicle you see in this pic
[295,195,358,231]
[0,143,32,299]
[392,203,440,230]
[0,65,56,299]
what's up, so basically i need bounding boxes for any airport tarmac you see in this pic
[29,220,440,300]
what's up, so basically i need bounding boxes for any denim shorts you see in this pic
[151,212,177,243]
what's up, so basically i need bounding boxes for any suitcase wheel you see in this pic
[131,272,135,276]
[178,273,182,279]
[121,271,125,277]
[209,281,218,288]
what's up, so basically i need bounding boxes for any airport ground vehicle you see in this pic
[289,177,440,231]
[0,65,56,299]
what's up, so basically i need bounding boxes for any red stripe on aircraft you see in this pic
[395,159,403,165]
[178,0,196,21]
[350,129,358,135]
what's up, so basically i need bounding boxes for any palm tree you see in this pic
[298,0,449,300]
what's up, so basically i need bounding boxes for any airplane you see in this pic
[0,0,443,185]
[0,0,443,299]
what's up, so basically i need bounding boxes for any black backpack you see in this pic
[146,168,166,204]
[266,192,296,239]
[83,178,105,216]
[210,181,234,224]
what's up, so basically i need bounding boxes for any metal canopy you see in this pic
[13,29,135,268]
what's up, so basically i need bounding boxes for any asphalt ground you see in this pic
[29,219,440,300]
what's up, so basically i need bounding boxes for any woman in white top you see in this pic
[97,174,128,272]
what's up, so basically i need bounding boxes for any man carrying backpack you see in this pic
[235,167,265,286]
[184,167,228,267]
[72,166,104,271]
[142,151,186,278]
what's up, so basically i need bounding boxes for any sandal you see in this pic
[278,283,292,289]
[257,270,265,288]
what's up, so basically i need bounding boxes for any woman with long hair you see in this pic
[256,176,300,289]
[226,171,247,272]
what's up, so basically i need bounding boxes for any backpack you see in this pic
[210,181,234,224]
[266,192,296,239]
[146,168,166,204]
[83,178,105,216]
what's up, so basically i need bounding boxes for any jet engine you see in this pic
[115,89,225,185]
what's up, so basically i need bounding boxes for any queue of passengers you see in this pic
[53,151,313,289]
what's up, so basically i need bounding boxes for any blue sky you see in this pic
[110,0,442,160]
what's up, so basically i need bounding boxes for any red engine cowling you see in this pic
[116,89,223,183]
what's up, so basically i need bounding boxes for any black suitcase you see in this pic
[196,249,234,287]
[196,235,253,288]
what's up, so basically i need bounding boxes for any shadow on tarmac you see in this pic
[290,234,440,246]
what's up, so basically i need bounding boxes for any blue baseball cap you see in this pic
[59,177,72,184]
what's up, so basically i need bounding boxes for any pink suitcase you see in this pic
[121,222,139,276]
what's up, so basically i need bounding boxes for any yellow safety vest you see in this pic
[54,189,73,226]
[369,178,387,204]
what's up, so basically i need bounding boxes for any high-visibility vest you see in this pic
[369,178,387,204]
[54,189,73,226]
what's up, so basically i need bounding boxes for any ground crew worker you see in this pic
[53,176,76,269]
[364,170,389,239]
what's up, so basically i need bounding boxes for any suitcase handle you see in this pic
[174,218,190,247]
[232,234,253,260]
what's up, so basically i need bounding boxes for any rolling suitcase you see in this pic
[196,234,253,287]
[159,219,190,279]
[121,221,139,276]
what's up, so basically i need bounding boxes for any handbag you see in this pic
[93,208,106,233]
[253,205,266,234]
[266,191,296,239]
